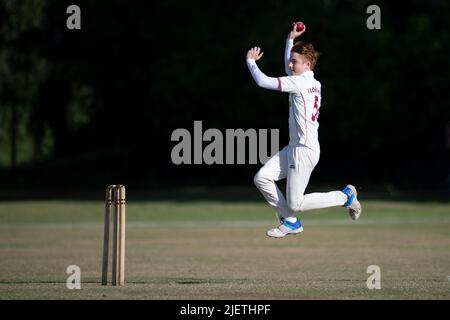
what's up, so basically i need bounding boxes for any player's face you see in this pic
[289,52,311,75]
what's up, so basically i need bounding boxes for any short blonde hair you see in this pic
[291,41,320,70]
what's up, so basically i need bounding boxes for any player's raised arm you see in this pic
[285,21,306,75]
[246,46,280,91]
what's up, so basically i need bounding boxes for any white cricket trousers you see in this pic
[254,144,347,218]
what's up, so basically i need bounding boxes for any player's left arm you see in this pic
[246,47,280,91]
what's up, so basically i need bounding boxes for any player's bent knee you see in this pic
[253,171,270,188]
[253,173,263,187]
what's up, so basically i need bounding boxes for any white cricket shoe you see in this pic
[341,184,362,220]
[266,218,303,238]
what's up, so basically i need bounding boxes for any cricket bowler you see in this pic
[246,21,362,238]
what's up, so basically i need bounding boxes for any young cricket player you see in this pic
[246,22,362,238]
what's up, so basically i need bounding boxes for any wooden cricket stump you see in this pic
[102,185,126,286]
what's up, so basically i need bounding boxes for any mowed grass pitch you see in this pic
[0,197,449,299]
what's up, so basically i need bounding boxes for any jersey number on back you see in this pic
[311,95,320,122]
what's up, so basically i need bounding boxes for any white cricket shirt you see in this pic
[278,71,322,151]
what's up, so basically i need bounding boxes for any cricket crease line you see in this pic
[1,217,450,229]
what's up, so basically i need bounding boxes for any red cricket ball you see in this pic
[295,22,305,32]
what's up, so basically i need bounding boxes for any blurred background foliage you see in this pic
[0,0,449,195]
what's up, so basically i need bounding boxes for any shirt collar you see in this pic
[301,70,314,77]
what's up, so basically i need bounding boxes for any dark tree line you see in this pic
[0,0,449,191]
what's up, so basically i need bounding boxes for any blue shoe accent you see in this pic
[341,186,355,207]
[282,218,302,230]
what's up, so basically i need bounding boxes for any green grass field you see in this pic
[1,191,449,300]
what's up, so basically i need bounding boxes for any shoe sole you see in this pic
[266,227,304,238]
[346,185,362,220]
[349,201,362,220]
[349,202,362,220]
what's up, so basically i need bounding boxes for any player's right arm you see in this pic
[285,21,306,75]
[284,38,294,75]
